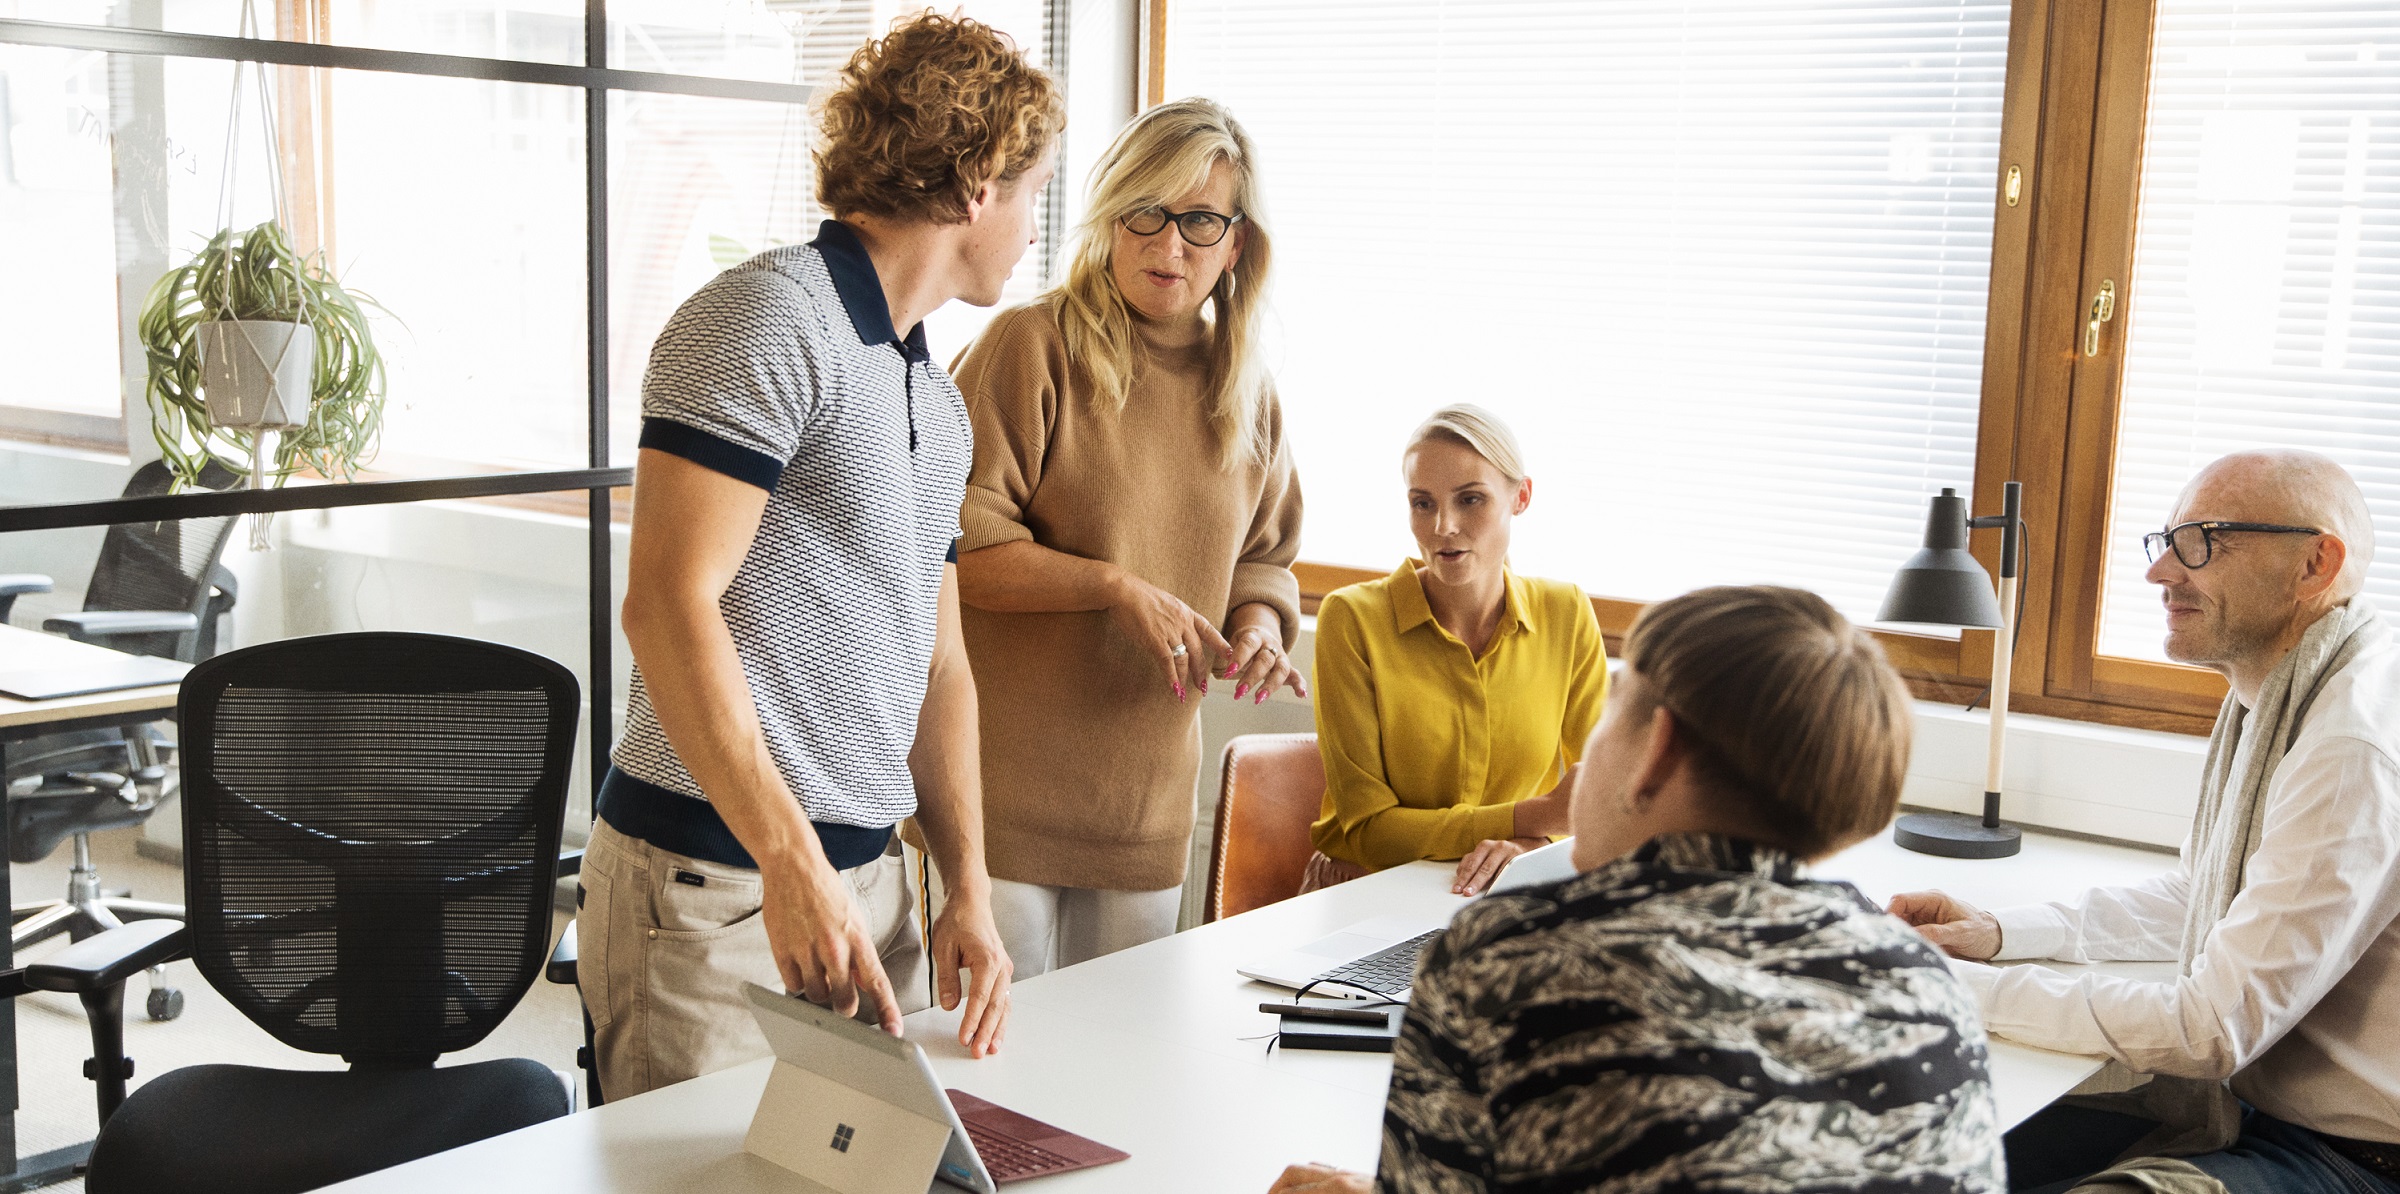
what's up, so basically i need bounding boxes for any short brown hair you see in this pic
[815,12,1064,225]
[1623,586,1913,858]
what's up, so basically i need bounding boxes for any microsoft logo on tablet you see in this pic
[831,1124,855,1153]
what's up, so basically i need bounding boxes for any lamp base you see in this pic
[1893,811,2021,859]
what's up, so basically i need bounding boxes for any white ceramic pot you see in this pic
[197,320,314,430]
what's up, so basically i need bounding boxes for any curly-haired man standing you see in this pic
[578,13,1061,1099]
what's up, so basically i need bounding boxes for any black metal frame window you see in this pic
[0,2,1064,804]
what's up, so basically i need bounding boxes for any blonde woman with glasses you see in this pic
[1305,405,1607,897]
[945,99,1303,977]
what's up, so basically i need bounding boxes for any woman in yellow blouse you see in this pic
[1308,405,1608,896]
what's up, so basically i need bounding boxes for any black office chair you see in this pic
[7,458,244,1022]
[25,632,580,1194]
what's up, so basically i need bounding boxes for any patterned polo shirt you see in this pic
[607,220,970,862]
[1380,833,2005,1193]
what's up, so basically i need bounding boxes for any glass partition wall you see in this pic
[1,0,1059,818]
[0,5,1053,1179]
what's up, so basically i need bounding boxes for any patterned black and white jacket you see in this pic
[1378,833,2005,1192]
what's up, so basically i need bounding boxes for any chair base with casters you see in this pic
[9,754,185,1021]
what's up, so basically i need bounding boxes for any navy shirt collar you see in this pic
[810,219,930,363]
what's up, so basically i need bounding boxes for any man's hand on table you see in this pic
[930,885,1012,1057]
[1269,1163,1373,1193]
[1887,890,2002,961]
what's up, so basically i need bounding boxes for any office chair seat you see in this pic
[7,779,148,865]
[84,1059,570,1194]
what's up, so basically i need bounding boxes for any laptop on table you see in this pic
[1234,838,1580,1000]
[742,983,1129,1192]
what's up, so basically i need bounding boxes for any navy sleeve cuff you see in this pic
[945,540,958,564]
[639,418,784,490]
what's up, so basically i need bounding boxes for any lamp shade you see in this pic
[1878,488,2004,628]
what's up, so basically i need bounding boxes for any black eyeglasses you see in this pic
[2142,520,2323,568]
[1120,205,1243,247]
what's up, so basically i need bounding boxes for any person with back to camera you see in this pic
[944,98,1304,978]
[1272,585,2005,1193]
[577,13,1060,1099]
[1304,404,1607,897]
[1892,449,2400,1194]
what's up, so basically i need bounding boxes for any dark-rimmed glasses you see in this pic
[2142,520,2323,568]
[1120,205,1243,247]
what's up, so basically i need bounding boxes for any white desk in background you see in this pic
[323,828,2178,1192]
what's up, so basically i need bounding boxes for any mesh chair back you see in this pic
[177,632,579,1066]
[86,459,244,660]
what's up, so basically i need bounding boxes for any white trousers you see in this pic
[984,878,1182,979]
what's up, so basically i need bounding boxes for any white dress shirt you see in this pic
[1956,622,2400,1142]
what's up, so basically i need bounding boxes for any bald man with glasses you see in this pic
[1894,450,2400,1193]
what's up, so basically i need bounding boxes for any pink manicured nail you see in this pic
[1235,682,1249,699]
[1254,690,1268,705]
[1175,683,1186,702]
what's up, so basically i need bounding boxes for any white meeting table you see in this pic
[324,828,2178,1192]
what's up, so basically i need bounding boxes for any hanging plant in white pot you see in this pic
[141,223,387,493]
[138,2,388,546]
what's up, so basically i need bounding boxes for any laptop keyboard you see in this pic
[1310,929,1442,997]
[966,1120,1081,1181]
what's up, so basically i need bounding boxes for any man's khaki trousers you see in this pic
[576,818,928,1100]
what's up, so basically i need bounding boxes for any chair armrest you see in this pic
[24,920,187,994]
[546,920,578,986]
[44,610,201,643]
[0,575,52,624]
[556,846,584,880]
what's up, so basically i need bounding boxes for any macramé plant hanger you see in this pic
[140,0,387,549]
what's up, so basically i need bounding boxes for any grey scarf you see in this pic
[2114,598,2381,1156]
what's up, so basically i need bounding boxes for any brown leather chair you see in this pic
[1203,733,1327,923]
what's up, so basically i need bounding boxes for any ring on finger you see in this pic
[1170,642,1188,658]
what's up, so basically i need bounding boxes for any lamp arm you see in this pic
[1976,482,2023,829]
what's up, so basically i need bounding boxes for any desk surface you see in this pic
[323,830,2178,1193]
[0,624,182,733]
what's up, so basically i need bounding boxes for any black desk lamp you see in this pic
[1878,481,2023,859]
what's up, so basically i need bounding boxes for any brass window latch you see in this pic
[2005,164,2023,207]
[2084,279,2117,357]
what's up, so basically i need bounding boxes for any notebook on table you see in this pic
[0,656,189,702]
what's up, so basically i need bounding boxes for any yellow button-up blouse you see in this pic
[1309,560,1609,871]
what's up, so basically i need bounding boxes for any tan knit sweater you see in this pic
[948,298,1303,891]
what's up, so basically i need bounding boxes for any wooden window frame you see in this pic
[1185,0,2228,736]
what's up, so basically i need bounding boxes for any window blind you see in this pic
[1165,0,2008,626]
[2098,4,2400,662]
